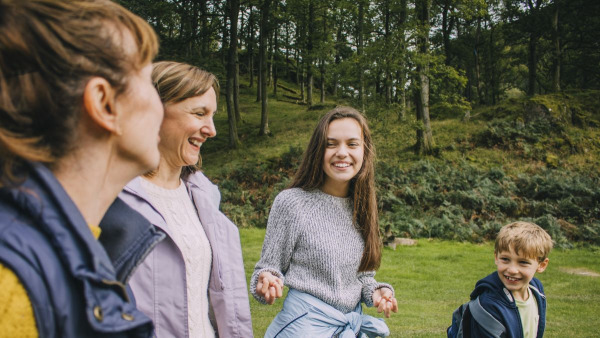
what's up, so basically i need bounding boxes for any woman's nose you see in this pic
[336,145,348,157]
[202,118,216,138]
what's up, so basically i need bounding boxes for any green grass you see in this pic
[241,228,600,337]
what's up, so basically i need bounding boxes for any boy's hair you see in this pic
[495,221,553,262]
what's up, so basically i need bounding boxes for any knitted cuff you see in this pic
[363,282,395,308]
[249,268,285,304]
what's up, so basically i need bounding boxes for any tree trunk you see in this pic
[300,60,305,103]
[248,6,255,88]
[320,59,325,103]
[226,0,241,148]
[221,2,229,66]
[273,28,278,97]
[333,14,342,97]
[259,0,271,136]
[358,1,365,112]
[527,33,538,96]
[416,0,434,154]
[552,0,561,92]
[306,0,315,107]
[384,0,391,105]
[527,0,543,96]
[414,87,424,153]
[200,0,209,56]
[474,17,484,104]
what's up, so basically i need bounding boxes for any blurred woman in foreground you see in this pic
[104,61,252,337]
[0,0,164,336]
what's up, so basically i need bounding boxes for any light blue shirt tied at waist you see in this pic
[265,289,390,338]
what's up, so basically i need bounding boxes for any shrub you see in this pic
[216,154,599,246]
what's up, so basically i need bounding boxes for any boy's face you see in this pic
[495,247,549,301]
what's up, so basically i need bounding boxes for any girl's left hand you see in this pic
[372,288,398,318]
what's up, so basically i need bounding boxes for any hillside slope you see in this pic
[202,82,600,246]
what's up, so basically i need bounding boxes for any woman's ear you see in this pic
[82,77,120,134]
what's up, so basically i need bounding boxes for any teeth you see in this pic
[334,163,350,168]
[505,276,519,281]
[189,139,202,147]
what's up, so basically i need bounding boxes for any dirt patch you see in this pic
[559,267,600,277]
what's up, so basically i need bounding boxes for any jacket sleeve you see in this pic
[250,192,299,304]
[0,263,38,337]
[358,271,395,307]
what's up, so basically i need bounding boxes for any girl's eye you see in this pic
[327,143,335,147]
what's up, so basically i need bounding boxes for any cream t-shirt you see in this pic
[515,287,539,338]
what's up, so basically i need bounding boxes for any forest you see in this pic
[119,0,600,246]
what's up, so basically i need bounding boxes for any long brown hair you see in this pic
[0,0,158,186]
[289,106,381,272]
[150,61,220,177]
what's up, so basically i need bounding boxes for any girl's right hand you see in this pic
[256,271,283,305]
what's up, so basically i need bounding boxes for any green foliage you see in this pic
[216,146,303,227]
[217,146,600,246]
[376,160,600,246]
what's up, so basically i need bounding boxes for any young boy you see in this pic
[457,221,553,338]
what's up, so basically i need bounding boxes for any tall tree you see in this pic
[259,0,272,136]
[551,0,561,92]
[415,0,435,154]
[306,0,316,107]
[226,0,241,148]
[357,0,366,111]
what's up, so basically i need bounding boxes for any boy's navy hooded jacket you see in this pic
[469,272,547,338]
[0,162,164,337]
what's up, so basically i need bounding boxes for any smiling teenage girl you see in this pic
[251,106,398,337]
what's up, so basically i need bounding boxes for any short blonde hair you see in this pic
[152,61,219,104]
[495,221,553,262]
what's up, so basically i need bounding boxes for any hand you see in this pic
[373,287,398,318]
[255,271,283,305]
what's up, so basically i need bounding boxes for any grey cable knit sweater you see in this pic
[250,188,394,313]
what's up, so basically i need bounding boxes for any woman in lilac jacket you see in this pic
[112,61,252,337]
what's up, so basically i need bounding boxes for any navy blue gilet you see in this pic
[0,162,163,337]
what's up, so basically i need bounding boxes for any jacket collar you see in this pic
[99,197,165,283]
[11,162,116,280]
[471,271,546,306]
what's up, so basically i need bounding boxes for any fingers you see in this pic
[391,297,398,313]
[256,272,283,305]
[375,294,398,318]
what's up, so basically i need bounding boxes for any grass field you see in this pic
[240,228,600,337]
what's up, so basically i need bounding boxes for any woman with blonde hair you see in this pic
[252,107,398,337]
[0,0,163,336]
[104,61,252,337]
